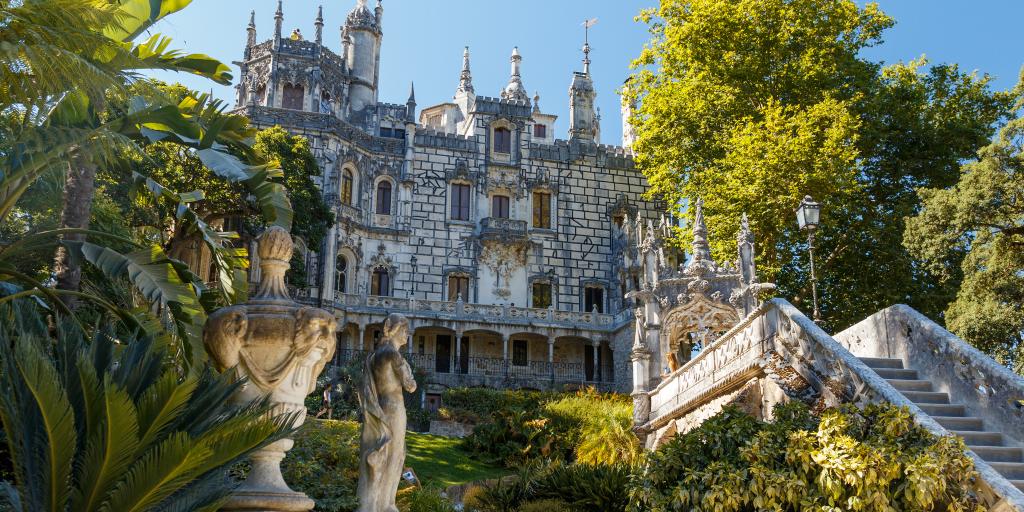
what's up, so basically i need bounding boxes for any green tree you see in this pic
[904,74,1024,372]
[626,0,1011,331]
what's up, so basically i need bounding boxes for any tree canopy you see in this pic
[905,74,1024,372]
[626,0,1013,331]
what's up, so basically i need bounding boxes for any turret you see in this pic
[406,82,416,122]
[345,0,383,113]
[246,10,257,49]
[501,47,529,103]
[456,46,474,95]
[569,22,598,142]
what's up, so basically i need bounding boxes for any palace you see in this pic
[232,0,663,401]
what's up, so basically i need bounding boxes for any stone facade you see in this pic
[233,1,659,397]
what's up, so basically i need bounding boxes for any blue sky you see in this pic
[147,1,1024,145]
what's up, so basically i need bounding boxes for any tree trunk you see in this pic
[53,154,97,310]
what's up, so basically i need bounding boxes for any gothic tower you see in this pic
[345,0,383,113]
[569,31,597,141]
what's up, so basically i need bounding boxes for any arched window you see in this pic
[375,181,392,215]
[371,268,391,296]
[335,255,348,294]
[494,127,511,153]
[341,169,354,205]
[282,83,304,110]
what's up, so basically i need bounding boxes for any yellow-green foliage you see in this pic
[543,391,639,465]
[629,402,982,512]
[517,499,573,512]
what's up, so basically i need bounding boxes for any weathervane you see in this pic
[582,17,598,74]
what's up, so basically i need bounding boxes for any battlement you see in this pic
[472,96,533,118]
[414,127,477,151]
[528,139,635,169]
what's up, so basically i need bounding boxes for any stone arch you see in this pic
[372,175,395,216]
[660,295,740,367]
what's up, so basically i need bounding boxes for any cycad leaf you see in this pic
[14,339,77,512]
[101,432,212,512]
[74,380,140,512]
[136,372,196,450]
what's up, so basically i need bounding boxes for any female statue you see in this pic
[357,313,417,512]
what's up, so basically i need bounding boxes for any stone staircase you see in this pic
[859,356,1024,493]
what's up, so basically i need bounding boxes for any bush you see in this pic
[465,461,630,512]
[282,419,361,512]
[543,391,638,465]
[441,387,557,422]
[397,486,457,512]
[517,499,574,512]
[629,402,982,511]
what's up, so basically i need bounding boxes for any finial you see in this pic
[457,46,474,94]
[357,0,367,8]
[407,82,416,104]
[315,5,324,45]
[691,198,711,262]
[533,91,540,112]
[738,213,753,245]
[501,46,528,102]
[246,10,257,47]
[582,18,598,75]
[254,226,294,301]
[274,0,284,40]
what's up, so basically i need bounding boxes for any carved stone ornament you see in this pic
[204,226,337,512]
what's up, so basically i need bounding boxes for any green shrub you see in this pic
[441,388,557,422]
[517,499,573,512]
[629,402,982,511]
[397,486,457,512]
[282,419,360,512]
[543,390,638,465]
[461,408,554,466]
[465,461,630,512]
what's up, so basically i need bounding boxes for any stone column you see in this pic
[455,330,463,374]
[321,224,338,303]
[547,336,555,382]
[358,324,367,352]
[501,333,509,377]
[593,340,602,383]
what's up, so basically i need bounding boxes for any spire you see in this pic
[315,5,324,45]
[457,46,474,94]
[374,0,383,27]
[246,10,257,47]
[274,0,283,42]
[406,82,416,121]
[501,46,528,102]
[582,18,598,75]
[690,198,711,263]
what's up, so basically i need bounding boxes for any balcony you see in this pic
[335,350,615,391]
[478,217,528,243]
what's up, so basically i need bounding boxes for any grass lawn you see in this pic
[405,432,509,488]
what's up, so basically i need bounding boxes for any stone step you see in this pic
[933,416,985,431]
[917,403,966,416]
[1012,480,1024,492]
[989,462,1024,480]
[859,357,905,369]
[970,446,1024,463]
[904,391,951,404]
[885,379,933,392]
[872,368,919,380]
[955,430,1005,447]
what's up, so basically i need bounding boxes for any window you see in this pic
[494,127,511,153]
[448,275,470,301]
[320,91,331,113]
[532,282,552,309]
[450,183,471,220]
[282,83,304,110]
[532,191,551,229]
[341,170,354,205]
[491,195,509,219]
[584,286,604,313]
[371,268,391,296]
[335,256,348,294]
[512,339,528,367]
[375,181,392,215]
[534,124,546,138]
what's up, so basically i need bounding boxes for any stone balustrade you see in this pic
[324,292,628,332]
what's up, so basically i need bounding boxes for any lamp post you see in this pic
[795,195,822,322]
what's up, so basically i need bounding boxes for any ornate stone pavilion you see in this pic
[231,0,661,400]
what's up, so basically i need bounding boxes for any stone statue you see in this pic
[204,226,337,512]
[357,313,417,512]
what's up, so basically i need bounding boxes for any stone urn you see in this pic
[204,226,337,512]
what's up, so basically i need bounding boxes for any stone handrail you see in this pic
[835,305,1024,452]
[330,292,623,330]
[643,298,1024,510]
